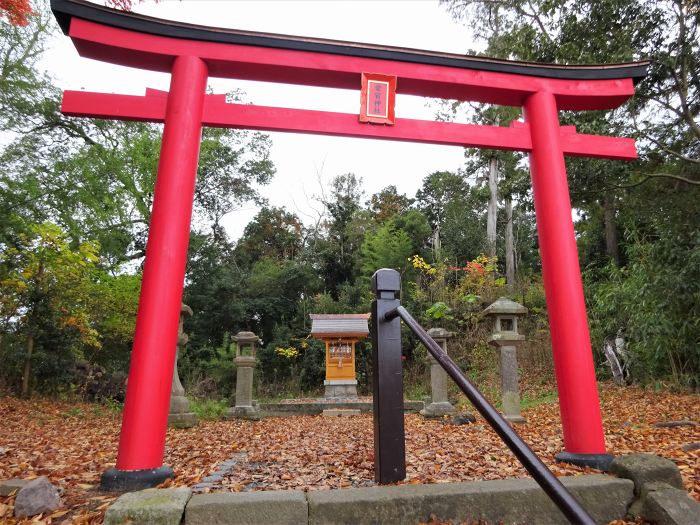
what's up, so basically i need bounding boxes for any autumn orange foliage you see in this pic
[0,0,33,26]
[0,0,158,27]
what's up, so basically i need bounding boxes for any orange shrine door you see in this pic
[325,339,356,381]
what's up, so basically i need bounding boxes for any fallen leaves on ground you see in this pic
[0,383,697,524]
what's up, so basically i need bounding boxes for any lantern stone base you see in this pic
[420,401,457,418]
[168,411,198,428]
[169,393,197,428]
[324,379,358,399]
[226,405,261,421]
[502,390,525,424]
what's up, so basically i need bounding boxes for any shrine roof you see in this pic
[310,314,370,339]
[51,0,647,83]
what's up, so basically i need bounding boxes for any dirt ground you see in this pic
[0,383,697,524]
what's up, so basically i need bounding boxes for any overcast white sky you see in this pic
[43,0,480,239]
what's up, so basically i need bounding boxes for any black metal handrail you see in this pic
[385,304,595,525]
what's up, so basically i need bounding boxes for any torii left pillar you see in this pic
[101,55,208,491]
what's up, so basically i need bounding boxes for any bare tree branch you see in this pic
[571,172,700,197]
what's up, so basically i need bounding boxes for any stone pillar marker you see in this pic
[227,331,260,420]
[168,304,197,428]
[420,327,457,418]
[483,297,528,424]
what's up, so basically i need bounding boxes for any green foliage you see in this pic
[404,380,430,402]
[256,327,326,396]
[367,185,414,222]
[189,398,228,420]
[361,222,413,276]
[62,407,84,419]
[408,253,505,323]
[314,173,367,298]
[0,222,142,395]
[519,390,558,410]
[425,302,452,321]
[235,207,303,268]
[89,273,139,369]
[0,223,99,392]
[586,196,700,388]
[0,2,56,134]
[179,333,237,400]
[101,397,123,414]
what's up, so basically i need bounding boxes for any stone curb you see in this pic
[104,487,192,525]
[99,465,700,525]
[182,475,632,525]
[610,453,684,495]
[639,482,700,525]
[259,400,423,417]
[306,475,632,525]
[610,453,700,525]
[185,490,308,525]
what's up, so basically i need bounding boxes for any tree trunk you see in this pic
[603,191,620,266]
[432,224,441,256]
[21,334,34,399]
[487,157,498,258]
[505,196,516,290]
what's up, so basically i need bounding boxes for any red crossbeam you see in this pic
[61,90,637,160]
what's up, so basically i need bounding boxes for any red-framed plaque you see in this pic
[360,72,396,124]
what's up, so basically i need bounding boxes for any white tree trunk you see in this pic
[487,157,498,258]
[505,196,516,290]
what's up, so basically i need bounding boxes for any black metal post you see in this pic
[371,269,406,484]
[386,304,596,525]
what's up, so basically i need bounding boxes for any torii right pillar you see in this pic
[525,91,612,470]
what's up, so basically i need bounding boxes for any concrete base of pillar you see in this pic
[556,452,615,472]
[420,401,457,418]
[504,414,527,424]
[100,466,174,492]
[324,380,358,399]
[226,405,261,421]
[168,411,198,428]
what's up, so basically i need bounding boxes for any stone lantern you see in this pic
[227,331,261,420]
[420,327,457,418]
[483,297,528,424]
[168,304,197,428]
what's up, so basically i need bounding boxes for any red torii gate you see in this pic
[51,0,647,490]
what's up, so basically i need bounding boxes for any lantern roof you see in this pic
[427,327,453,339]
[483,297,528,316]
[310,314,370,339]
[232,331,260,344]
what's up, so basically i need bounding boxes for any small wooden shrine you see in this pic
[309,313,370,398]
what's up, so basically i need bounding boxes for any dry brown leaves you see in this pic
[0,383,697,524]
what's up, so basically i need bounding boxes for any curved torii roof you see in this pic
[50,0,647,111]
[51,0,647,83]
